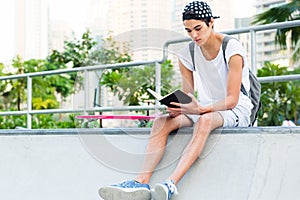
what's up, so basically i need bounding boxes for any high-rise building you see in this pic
[106,0,239,61]
[235,17,253,69]
[108,0,172,34]
[85,0,108,36]
[255,0,289,68]
[107,0,181,61]
[15,0,49,60]
[48,20,73,52]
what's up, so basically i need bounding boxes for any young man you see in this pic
[99,1,253,200]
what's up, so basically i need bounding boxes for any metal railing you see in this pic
[1,20,300,129]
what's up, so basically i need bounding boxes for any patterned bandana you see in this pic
[182,1,220,21]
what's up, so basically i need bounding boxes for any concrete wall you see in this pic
[0,127,300,200]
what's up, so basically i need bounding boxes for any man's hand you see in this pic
[166,93,208,117]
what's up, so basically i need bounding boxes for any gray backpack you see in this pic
[189,35,261,126]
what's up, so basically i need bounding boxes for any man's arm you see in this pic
[166,60,195,117]
[178,59,194,94]
[170,55,243,115]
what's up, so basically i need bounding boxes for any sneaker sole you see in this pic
[152,184,168,200]
[98,186,151,200]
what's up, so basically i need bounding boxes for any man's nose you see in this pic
[191,31,198,39]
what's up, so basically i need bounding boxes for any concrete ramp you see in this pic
[0,127,299,200]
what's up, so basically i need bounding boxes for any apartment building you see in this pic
[15,0,49,60]
[255,0,290,68]
[106,0,177,61]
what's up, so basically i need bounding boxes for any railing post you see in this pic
[27,76,32,129]
[155,62,161,109]
[84,70,89,115]
[95,70,103,107]
[250,30,257,73]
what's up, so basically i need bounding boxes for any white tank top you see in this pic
[177,39,253,114]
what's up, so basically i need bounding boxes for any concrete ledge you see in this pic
[0,126,300,135]
[0,127,300,200]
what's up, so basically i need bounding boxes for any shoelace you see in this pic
[165,180,178,195]
[116,180,136,188]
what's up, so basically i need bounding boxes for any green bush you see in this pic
[257,62,300,126]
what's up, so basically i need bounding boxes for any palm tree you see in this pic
[252,0,300,61]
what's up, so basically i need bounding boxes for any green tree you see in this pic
[0,62,9,110]
[47,30,97,98]
[0,30,176,128]
[252,0,300,61]
[96,34,176,107]
[0,30,97,129]
[91,33,132,97]
[6,56,27,111]
[89,33,132,65]
[101,60,176,106]
[257,62,300,126]
[48,30,97,68]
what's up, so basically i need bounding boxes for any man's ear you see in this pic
[209,18,214,28]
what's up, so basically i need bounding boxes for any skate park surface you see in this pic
[0,126,300,200]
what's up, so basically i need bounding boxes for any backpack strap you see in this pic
[222,35,233,65]
[222,35,248,97]
[189,41,195,71]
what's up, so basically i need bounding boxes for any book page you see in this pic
[147,88,163,100]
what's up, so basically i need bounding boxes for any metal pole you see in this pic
[250,30,257,73]
[27,77,32,129]
[155,62,161,109]
[96,70,103,127]
[84,70,89,115]
[95,70,103,107]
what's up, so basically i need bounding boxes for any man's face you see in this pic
[183,19,213,46]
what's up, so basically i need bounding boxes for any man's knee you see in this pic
[152,114,189,133]
[196,113,214,125]
[153,114,169,126]
[152,115,174,132]
[195,112,223,130]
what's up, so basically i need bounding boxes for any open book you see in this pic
[147,88,192,108]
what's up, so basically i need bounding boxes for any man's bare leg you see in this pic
[167,112,223,184]
[135,114,192,184]
[98,114,192,200]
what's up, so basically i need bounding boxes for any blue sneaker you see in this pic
[98,180,151,200]
[152,180,178,200]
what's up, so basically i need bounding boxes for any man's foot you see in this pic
[98,180,151,200]
[152,180,178,200]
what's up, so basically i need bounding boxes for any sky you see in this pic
[0,0,254,62]
[234,0,255,18]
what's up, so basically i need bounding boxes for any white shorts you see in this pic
[186,108,250,127]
